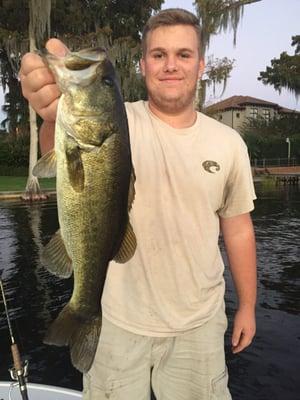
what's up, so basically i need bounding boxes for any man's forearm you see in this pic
[39,121,55,155]
[220,213,257,353]
[220,213,257,309]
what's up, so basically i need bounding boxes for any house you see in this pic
[204,95,299,132]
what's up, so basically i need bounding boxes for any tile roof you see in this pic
[205,95,279,113]
[278,106,300,114]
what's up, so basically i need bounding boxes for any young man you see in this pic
[20,8,256,400]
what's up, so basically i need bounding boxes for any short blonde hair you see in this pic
[142,8,202,56]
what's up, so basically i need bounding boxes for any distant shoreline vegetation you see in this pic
[0,176,56,192]
[0,131,30,172]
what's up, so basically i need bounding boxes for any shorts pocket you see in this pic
[211,368,231,399]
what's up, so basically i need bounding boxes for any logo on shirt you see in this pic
[202,160,220,174]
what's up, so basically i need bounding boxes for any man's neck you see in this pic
[148,101,197,129]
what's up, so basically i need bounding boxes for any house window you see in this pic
[218,115,223,121]
[262,109,271,122]
[236,113,240,118]
[250,107,258,119]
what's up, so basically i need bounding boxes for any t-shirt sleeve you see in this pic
[218,136,256,218]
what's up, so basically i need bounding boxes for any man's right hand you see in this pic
[19,38,68,122]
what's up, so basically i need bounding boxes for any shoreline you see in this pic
[0,189,56,200]
[0,174,299,201]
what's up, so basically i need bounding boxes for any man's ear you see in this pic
[198,57,205,79]
[140,58,146,77]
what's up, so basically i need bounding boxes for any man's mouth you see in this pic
[159,77,183,83]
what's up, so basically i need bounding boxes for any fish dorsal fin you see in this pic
[41,230,73,278]
[65,137,84,192]
[32,149,57,178]
[113,221,137,263]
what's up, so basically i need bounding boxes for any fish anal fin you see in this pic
[42,230,73,278]
[33,149,57,178]
[113,221,136,263]
[44,303,77,347]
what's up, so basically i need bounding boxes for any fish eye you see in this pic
[102,77,113,86]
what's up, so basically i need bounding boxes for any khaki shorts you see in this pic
[83,305,232,400]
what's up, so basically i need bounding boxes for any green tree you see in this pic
[0,0,50,199]
[194,0,262,109]
[241,114,300,160]
[0,0,163,191]
[258,36,300,98]
[0,49,28,136]
[0,0,29,136]
[201,56,235,104]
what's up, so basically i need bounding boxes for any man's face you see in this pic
[140,24,205,114]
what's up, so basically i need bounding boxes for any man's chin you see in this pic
[151,95,192,114]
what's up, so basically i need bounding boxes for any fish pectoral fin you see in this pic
[113,221,137,263]
[32,149,57,178]
[65,140,85,192]
[128,170,136,212]
[41,230,73,278]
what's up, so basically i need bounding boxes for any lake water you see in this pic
[0,182,299,400]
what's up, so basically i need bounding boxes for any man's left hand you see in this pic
[231,306,256,354]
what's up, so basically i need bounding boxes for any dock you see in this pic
[253,166,300,185]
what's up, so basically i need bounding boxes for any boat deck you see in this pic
[0,381,82,400]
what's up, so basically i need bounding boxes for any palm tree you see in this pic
[23,0,51,201]
[195,0,262,109]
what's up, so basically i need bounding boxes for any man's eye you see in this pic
[153,53,163,59]
[180,53,190,58]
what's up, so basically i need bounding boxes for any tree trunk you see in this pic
[22,25,47,201]
[22,104,47,200]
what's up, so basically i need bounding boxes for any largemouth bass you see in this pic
[33,47,136,373]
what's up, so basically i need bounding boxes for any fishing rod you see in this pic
[0,278,29,400]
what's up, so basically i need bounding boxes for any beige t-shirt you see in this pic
[102,100,256,336]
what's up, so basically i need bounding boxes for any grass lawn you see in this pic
[0,176,56,192]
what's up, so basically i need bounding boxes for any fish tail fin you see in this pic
[70,315,102,373]
[44,303,102,373]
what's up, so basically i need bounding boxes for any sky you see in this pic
[162,0,300,110]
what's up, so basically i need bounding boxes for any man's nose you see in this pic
[163,55,178,72]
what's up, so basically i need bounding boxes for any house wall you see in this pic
[244,106,277,120]
[213,105,278,133]
[214,109,246,131]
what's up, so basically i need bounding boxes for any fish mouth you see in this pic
[38,47,107,70]
[38,47,111,92]
[64,48,107,70]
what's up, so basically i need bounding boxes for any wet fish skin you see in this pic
[33,47,136,373]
